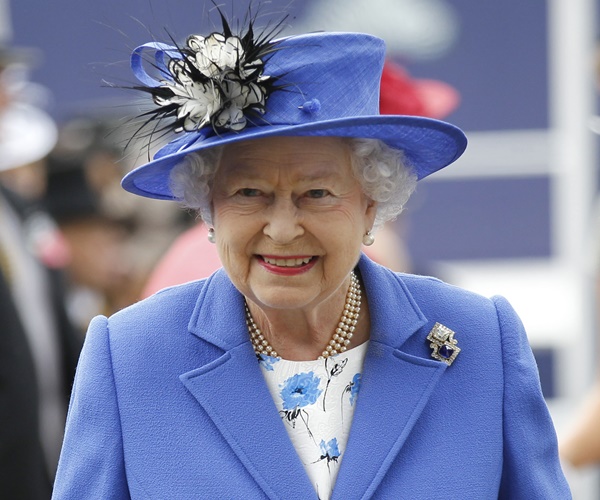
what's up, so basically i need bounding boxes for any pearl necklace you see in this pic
[245,271,362,360]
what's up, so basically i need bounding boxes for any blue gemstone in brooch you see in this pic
[427,323,461,366]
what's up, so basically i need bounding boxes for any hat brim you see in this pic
[122,114,467,200]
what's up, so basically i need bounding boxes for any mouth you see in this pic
[257,255,318,275]
[260,255,315,268]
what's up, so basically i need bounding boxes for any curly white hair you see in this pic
[169,138,417,228]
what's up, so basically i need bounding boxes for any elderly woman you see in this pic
[52,16,570,500]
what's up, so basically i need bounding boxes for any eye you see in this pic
[306,189,330,199]
[237,188,262,197]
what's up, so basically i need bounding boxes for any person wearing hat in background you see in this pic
[52,12,570,499]
[43,152,135,336]
[0,7,81,496]
[41,117,145,337]
[140,60,460,297]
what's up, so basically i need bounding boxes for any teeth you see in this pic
[263,256,312,267]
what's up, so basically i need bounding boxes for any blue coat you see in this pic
[52,254,570,499]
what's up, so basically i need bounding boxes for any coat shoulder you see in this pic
[113,279,207,328]
[398,272,498,318]
[101,279,210,360]
[391,272,509,363]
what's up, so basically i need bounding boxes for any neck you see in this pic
[246,273,369,361]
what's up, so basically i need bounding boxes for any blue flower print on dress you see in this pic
[313,438,342,478]
[257,353,280,371]
[280,371,323,410]
[279,372,323,439]
[349,373,361,406]
[319,438,341,462]
[340,372,362,425]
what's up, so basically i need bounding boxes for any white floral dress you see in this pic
[258,342,368,500]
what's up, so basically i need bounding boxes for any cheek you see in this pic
[310,215,365,264]
[214,229,243,263]
[212,202,244,242]
[319,203,370,236]
[213,215,256,271]
[214,239,248,290]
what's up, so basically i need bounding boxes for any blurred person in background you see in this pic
[141,60,460,297]
[559,200,600,467]
[0,44,81,500]
[41,114,196,326]
[0,2,82,496]
[558,42,600,471]
[43,135,135,335]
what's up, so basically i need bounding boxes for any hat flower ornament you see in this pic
[165,32,267,132]
[123,12,468,200]
[130,12,284,139]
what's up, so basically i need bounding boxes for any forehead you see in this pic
[217,136,353,180]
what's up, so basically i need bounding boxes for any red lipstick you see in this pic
[257,255,317,276]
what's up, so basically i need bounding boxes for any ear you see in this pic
[364,197,378,230]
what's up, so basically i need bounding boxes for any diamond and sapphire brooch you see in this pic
[427,322,460,366]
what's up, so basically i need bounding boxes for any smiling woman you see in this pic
[208,137,377,360]
[52,8,570,500]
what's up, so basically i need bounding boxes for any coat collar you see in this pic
[181,254,447,498]
[332,255,448,498]
[183,269,317,498]
[186,253,427,351]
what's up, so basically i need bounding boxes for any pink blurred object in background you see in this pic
[141,223,222,297]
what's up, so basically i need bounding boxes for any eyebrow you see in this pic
[222,160,344,183]
[299,168,342,182]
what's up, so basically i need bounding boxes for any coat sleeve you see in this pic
[52,315,131,499]
[494,296,571,499]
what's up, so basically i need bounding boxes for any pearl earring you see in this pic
[362,230,375,246]
[207,227,216,244]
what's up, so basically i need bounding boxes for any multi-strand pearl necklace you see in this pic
[245,271,362,360]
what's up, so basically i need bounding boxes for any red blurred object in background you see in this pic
[379,60,460,118]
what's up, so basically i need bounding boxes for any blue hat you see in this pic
[122,30,467,200]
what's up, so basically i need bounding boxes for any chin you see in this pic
[249,287,318,311]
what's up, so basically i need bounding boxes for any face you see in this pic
[211,136,377,313]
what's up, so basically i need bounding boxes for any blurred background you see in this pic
[3,0,600,496]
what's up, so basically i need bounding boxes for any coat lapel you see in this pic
[180,270,316,499]
[332,256,448,499]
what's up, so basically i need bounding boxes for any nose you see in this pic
[263,197,304,243]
